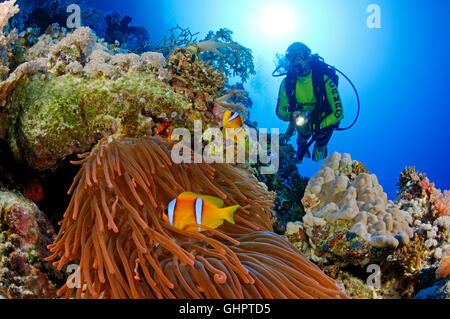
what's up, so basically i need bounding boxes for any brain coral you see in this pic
[301,153,414,264]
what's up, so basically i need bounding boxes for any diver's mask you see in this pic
[286,42,311,74]
[272,42,312,77]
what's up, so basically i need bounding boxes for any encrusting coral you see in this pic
[46,136,348,299]
[0,26,222,170]
[0,188,60,298]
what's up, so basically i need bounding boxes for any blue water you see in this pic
[88,0,450,199]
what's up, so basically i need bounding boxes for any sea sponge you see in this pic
[301,153,414,265]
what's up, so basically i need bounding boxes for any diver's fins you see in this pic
[312,144,327,162]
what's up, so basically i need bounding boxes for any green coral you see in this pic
[7,71,200,169]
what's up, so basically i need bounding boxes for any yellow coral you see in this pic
[352,160,369,176]
[398,233,425,275]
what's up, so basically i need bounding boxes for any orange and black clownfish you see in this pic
[222,111,246,149]
[162,192,239,232]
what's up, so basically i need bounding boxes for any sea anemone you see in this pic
[46,136,348,299]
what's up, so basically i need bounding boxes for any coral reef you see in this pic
[104,13,151,53]
[0,0,20,80]
[284,158,450,298]
[299,152,414,265]
[168,46,228,98]
[254,134,308,234]
[393,167,450,277]
[198,28,255,83]
[321,265,380,299]
[414,277,450,299]
[46,136,348,299]
[0,188,60,298]
[0,26,220,171]
[150,25,199,58]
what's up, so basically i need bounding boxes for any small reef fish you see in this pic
[222,111,246,149]
[154,120,174,140]
[162,192,239,232]
[23,178,45,203]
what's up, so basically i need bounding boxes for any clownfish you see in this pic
[222,111,246,149]
[162,192,239,232]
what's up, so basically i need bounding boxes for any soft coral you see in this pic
[418,178,450,216]
[437,249,450,279]
[433,190,450,216]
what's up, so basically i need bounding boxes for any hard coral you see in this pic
[348,161,369,183]
[168,46,227,96]
[300,153,414,265]
[397,233,426,275]
[46,136,348,299]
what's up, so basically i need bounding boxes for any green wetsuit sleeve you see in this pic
[322,76,344,128]
[276,78,291,121]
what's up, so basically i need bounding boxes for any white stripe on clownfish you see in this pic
[194,197,203,231]
[228,124,244,138]
[168,198,176,226]
[226,111,240,122]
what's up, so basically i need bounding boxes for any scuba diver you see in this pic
[275,42,344,162]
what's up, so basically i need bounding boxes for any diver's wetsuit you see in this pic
[276,70,344,161]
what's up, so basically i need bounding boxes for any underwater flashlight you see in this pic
[295,115,307,126]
